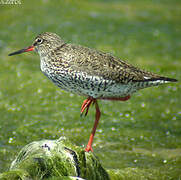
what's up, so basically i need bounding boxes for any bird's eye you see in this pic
[36,38,43,44]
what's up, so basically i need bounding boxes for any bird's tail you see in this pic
[148,76,177,84]
[133,76,177,89]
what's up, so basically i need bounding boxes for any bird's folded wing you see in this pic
[64,44,166,83]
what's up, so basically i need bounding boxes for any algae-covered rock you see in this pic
[0,137,110,180]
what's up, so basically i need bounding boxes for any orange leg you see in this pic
[99,95,131,101]
[81,95,130,152]
[81,97,94,116]
[85,100,101,152]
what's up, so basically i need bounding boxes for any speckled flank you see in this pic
[33,32,177,99]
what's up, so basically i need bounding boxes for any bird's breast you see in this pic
[40,63,135,98]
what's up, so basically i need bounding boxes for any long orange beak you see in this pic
[8,46,34,56]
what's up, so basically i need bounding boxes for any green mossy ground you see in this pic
[0,0,180,179]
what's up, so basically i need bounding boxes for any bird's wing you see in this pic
[59,44,176,83]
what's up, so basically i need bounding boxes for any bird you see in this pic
[9,32,177,152]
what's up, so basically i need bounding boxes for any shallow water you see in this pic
[0,0,180,178]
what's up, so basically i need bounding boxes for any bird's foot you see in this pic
[85,145,93,152]
[81,97,95,116]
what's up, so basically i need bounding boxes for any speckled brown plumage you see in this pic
[28,32,176,99]
[35,32,162,83]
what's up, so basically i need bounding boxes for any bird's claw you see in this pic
[80,98,94,117]
[85,145,93,152]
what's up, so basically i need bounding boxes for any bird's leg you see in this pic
[100,95,131,101]
[85,100,101,152]
[81,97,94,116]
[83,95,130,152]
[81,97,101,152]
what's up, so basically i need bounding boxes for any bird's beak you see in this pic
[8,45,34,56]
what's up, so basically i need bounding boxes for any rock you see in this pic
[0,137,110,180]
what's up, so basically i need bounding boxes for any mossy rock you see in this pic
[0,137,109,180]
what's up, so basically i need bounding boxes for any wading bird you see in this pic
[9,32,177,152]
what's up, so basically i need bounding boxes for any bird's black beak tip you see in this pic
[8,52,15,56]
[8,46,34,57]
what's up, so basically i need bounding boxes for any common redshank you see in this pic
[9,32,177,152]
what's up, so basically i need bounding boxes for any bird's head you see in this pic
[8,32,65,56]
